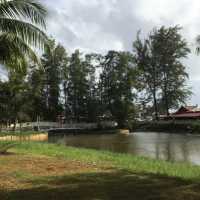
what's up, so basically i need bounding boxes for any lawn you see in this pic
[1,142,200,199]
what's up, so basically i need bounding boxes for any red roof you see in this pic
[161,106,200,119]
[171,112,200,118]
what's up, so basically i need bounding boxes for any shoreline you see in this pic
[48,128,130,136]
[11,141,200,179]
[132,120,200,134]
[1,142,200,199]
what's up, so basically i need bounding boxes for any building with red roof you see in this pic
[163,105,200,120]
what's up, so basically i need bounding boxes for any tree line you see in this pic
[0,26,192,128]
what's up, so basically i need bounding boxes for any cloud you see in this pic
[43,0,200,104]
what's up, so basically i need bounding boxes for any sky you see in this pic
[43,0,200,105]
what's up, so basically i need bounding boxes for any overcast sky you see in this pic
[43,0,200,105]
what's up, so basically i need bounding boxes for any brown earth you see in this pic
[1,154,200,200]
[0,154,109,191]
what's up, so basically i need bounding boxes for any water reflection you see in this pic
[49,132,200,165]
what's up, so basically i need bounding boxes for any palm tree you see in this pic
[0,0,47,71]
[196,35,200,54]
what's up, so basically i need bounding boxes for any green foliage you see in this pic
[66,50,88,121]
[100,51,137,128]
[133,26,191,118]
[40,39,68,121]
[0,0,47,71]
[151,26,191,115]
[65,50,100,122]
[0,70,30,126]
[0,25,193,126]
[26,65,46,121]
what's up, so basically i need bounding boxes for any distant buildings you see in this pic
[162,105,200,120]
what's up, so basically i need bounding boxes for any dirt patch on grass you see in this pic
[1,154,200,200]
[0,154,103,174]
[1,170,200,200]
[0,154,109,190]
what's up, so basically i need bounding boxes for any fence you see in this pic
[5,121,117,131]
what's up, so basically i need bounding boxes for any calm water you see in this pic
[49,132,200,165]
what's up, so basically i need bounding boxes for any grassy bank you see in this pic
[1,142,200,199]
[132,120,200,134]
[12,142,200,180]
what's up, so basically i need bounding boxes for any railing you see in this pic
[4,121,117,131]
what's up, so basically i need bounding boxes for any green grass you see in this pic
[1,141,200,199]
[12,141,200,180]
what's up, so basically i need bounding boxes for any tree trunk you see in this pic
[63,82,68,119]
[163,71,169,116]
[153,89,159,121]
[19,122,22,133]
[164,89,169,116]
[152,65,159,121]
[13,119,17,132]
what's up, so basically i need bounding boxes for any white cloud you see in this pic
[43,0,200,104]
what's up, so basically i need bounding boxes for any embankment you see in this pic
[132,120,200,134]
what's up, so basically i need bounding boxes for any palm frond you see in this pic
[0,33,40,63]
[0,17,47,48]
[0,33,42,72]
[6,55,28,73]
[0,0,47,71]
[196,35,200,55]
[0,0,46,28]
[2,49,28,73]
